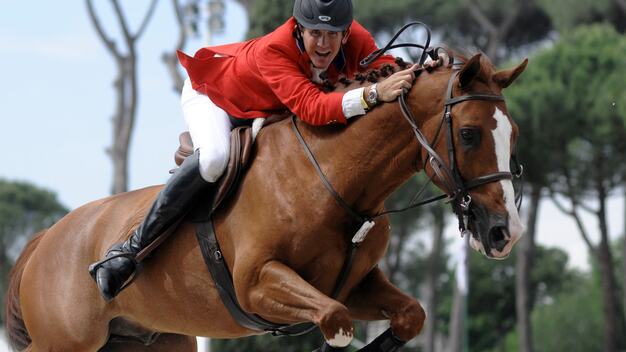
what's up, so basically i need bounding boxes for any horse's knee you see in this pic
[390,300,426,341]
[316,302,354,348]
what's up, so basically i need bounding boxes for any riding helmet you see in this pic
[293,0,353,32]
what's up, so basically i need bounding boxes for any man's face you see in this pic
[301,27,349,70]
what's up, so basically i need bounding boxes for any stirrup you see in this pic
[88,252,142,295]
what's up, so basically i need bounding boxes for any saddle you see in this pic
[175,126,255,215]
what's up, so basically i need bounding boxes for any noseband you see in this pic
[399,70,523,238]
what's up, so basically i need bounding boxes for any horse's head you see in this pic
[412,53,528,259]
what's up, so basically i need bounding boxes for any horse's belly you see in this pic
[113,222,258,338]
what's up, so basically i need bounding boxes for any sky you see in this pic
[0,1,624,273]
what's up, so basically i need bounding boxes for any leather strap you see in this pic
[196,216,365,336]
[291,116,366,223]
[196,221,282,332]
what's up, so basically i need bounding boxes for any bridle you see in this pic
[357,21,523,238]
[398,69,523,239]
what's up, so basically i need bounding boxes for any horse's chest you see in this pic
[288,226,388,297]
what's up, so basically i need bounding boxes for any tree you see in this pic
[355,0,552,65]
[162,0,191,93]
[505,47,575,352]
[531,269,604,352]
[521,24,626,351]
[0,179,67,324]
[85,0,159,194]
[466,246,572,351]
[421,204,447,352]
[162,0,229,93]
[246,0,293,39]
[537,0,626,33]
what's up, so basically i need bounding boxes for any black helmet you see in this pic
[293,0,353,32]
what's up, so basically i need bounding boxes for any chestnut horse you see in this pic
[5,53,527,351]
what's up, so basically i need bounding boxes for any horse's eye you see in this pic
[460,128,480,147]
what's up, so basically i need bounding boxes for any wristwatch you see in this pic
[367,83,378,106]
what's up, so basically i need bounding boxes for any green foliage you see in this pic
[531,271,604,352]
[500,267,605,352]
[353,0,422,34]
[467,245,572,350]
[537,0,626,33]
[0,178,68,324]
[0,179,67,247]
[246,0,553,65]
[246,0,293,38]
[506,24,626,193]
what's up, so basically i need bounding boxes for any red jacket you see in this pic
[177,17,395,126]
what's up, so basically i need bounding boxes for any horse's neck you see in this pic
[307,70,448,216]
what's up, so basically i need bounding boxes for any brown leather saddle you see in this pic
[175,126,254,216]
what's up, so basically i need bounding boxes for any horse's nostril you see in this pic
[489,226,509,252]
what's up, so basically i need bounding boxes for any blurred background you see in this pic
[1,0,625,351]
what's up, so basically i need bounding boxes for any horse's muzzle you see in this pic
[467,202,511,259]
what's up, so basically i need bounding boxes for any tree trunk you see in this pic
[595,174,621,352]
[423,206,445,352]
[448,235,469,352]
[162,0,188,94]
[515,185,541,352]
[384,219,408,283]
[462,0,522,64]
[85,0,158,195]
[623,188,626,346]
[616,0,626,16]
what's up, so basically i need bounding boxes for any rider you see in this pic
[89,0,422,301]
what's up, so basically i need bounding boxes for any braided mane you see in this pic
[320,57,411,92]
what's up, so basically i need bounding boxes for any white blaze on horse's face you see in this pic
[469,107,525,258]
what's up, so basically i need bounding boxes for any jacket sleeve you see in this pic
[256,44,347,126]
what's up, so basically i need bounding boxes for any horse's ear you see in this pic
[458,53,482,89]
[492,58,529,88]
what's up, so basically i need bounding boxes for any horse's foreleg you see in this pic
[345,267,425,343]
[237,260,354,348]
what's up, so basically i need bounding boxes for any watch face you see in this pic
[368,84,377,104]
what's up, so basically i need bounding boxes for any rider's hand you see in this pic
[373,64,420,103]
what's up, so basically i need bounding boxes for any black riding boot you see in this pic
[358,329,405,351]
[89,150,210,301]
[313,343,348,352]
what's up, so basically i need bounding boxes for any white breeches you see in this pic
[181,78,233,183]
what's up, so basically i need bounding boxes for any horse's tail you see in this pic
[5,230,46,351]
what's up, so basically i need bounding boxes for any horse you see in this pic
[5,52,527,351]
